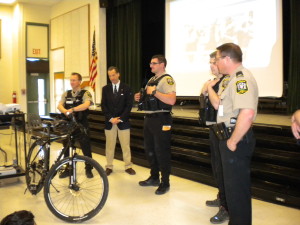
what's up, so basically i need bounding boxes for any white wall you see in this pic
[0,6,13,104]
[0,3,51,111]
[50,0,106,108]
[0,0,106,113]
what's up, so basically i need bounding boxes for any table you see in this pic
[0,113,27,179]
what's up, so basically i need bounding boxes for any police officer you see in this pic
[201,51,230,224]
[207,43,258,225]
[291,110,300,139]
[57,72,94,178]
[134,54,176,195]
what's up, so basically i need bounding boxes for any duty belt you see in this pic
[211,122,234,140]
[145,112,171,118]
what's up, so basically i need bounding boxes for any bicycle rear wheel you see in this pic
[25,139,48,195]
[43,155,109,222]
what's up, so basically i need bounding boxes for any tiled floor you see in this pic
[0,130,299,225]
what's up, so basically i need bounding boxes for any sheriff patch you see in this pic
[236,80,248,94]
[167,77,174,85]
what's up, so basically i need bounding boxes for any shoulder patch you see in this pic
[167,77,174,85]
[236,71,244,78]
[236,80,248,94]
[221,75,230,90]
[86,91,92,98]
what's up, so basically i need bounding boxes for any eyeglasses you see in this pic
[149,62,161,65]
[215,56,227,62]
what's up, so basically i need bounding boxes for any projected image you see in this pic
[184,11,253,64]
[166,0,282,97]
[215,12,254,51]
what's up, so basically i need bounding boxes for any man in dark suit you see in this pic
[101,66,136,176]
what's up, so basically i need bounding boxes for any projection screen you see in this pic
[165,0,283,97]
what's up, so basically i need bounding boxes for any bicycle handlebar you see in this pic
[51,113,87,136]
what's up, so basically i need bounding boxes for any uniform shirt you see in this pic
[217,65,258,127]
[59,88,94,106]
[206,75,230,126]
[144,74,176,113]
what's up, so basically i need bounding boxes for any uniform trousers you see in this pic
[105,124,132,169]
[143,113,172,184]
[63,120,92,169]
[219,128,255,225]
[209,128,227,209]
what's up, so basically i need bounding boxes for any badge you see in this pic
[167,77,174,85]
[87,92,92,98]
[236,80,248,94]
[236,71,244,78]
[221,75,230,90]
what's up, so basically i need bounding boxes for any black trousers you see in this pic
[63,121,92,168]
[219,129,255,225]
[209,128,227,209]
[143,113,172,184]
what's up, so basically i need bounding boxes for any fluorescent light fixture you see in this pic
[0,0,16,4]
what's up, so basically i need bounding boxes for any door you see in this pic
[27,73,50,115]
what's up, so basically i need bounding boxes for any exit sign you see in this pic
[32,49,41,55]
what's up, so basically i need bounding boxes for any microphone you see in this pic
[137,88,145,111]
[139,88,144,96]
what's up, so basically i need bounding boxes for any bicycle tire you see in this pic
[25,139,48,195]
[43,155,109,222]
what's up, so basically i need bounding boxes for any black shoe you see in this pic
[85,169,93,178]
[206,198,221,207]
[59,167,69,179]
[106,168,113,176]
[210,206,229,224]
[139,177,160,186]
[125,168,136,175]
[155,183,170,195]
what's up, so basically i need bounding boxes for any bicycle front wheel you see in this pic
[26,139,48,195]
[43,155,109,222]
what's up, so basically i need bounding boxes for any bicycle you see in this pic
[25,113,109,222]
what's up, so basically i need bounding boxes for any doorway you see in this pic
[26,60,50,115]
[27,73,50,115]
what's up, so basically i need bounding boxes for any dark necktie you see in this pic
[114,85,118,97]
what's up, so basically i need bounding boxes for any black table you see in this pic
[0,113,27,179]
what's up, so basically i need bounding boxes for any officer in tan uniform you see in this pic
[291,109,300,140]
[134,54,176,195]
[57,72,94,178]
[200,51,231,224]
[207,43,258,225]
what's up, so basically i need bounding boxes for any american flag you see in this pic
[89,30,98,91]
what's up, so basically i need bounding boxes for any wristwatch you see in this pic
[152,90,157,96]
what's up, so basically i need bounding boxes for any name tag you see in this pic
[162,125,171,131]
[218,105,224,117]
[66,101,73,104]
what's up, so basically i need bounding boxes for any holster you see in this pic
[211,123,233,140]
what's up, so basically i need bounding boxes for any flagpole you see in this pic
[93,27,97,110]
[89,28,98,109]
